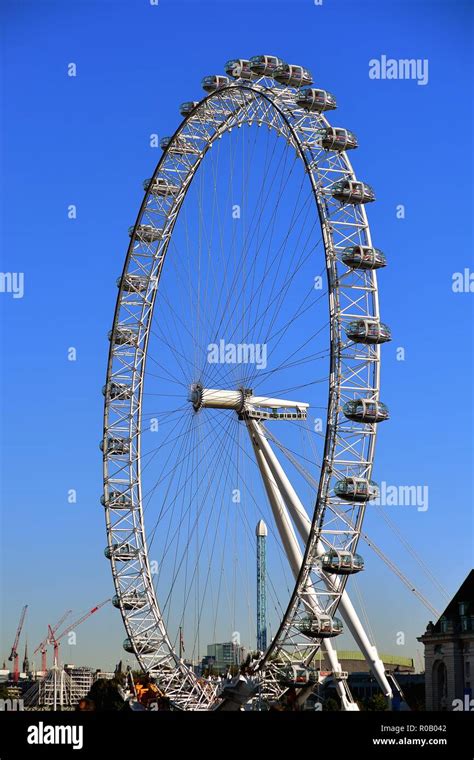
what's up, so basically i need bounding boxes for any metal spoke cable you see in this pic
[265,427,442,619]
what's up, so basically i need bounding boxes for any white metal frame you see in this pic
[102,69,389,709]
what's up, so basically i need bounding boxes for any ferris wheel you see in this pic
[101,55,394,711]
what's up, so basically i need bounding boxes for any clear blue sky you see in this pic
[1,0,473,673]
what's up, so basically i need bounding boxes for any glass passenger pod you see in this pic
[334,477,379,502]
[341,246,387,270]
[281,664,316,686]
[179,100,200,116]
[249,55,285,76]
[99,437,130,456]
[295,88,337,112]
[343,398,390,423]
[104,542,138,561]
[123,637,157,655]
[345,319,392,344]
[159,135,199,155]
[108,327,138,346]
[224,59,256,80]
[112,592,147,610]
[101,491,132,509]
[320,550,364,575]
[320,127,358,151]
[117,274,148,293]
[129,224,163,243]
[102,382,132,400]
[273,63,313,87]
[297,615,343,639]
[143,177,180,197]
[332,180,375,204]
[201,75,231,93]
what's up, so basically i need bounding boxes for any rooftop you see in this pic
[419,569,474,638]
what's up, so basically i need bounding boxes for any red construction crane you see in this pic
[33,609,72,672]
[8,605,28,682]
[48,599,110,667]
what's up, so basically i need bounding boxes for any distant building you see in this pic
[0,668,34,684]
[418,569,474,710]
[22,644,30,676]
[94,670,115,681]
[23,666,84,709]
[320,649,414,675]
[204,642,246,673]
[256,520,268,651]
[3,685,22,701]
[64,665,94,699]
[342,672,424,703]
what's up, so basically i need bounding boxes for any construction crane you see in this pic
[8,605,28,682]
[48,599,110,667]
[33,609,72,673]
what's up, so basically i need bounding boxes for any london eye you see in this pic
[101,54,393,710]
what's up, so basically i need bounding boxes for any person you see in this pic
[76,697,95,711]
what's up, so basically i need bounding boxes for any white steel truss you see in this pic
[102,66,390,710]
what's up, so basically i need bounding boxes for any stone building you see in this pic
[418,570,474,710]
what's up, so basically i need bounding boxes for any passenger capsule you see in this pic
[249,55,285,77]
[273,63,313,88]
[334,477,379,502]
[143,177,180,197]
[112,592,147,610]
[179,101,200,116]
[295,87,337,112]
[201,75,231,93]
[117,274,148,293]
[99,437,130,456]
[343,399,390,423]
[345,319,391,344]
[123,637,157,655]
[101,491,133,509]
[320,127,358,151]
[160,136,199,155]
[332,180,375,204]
[102,382,132,400]
[224,59,256,80]
[297,615,343,638]
[129,224,163,243]
[281,664,315,686]
[341,246,387,270]
[104,542,138,561]
[320,550,364,575]
[108,327,138,346]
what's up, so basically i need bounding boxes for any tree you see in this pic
[401,682,425,711]
[86,678,124,711]
[365,693,388,711]
[322,697,340,711]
